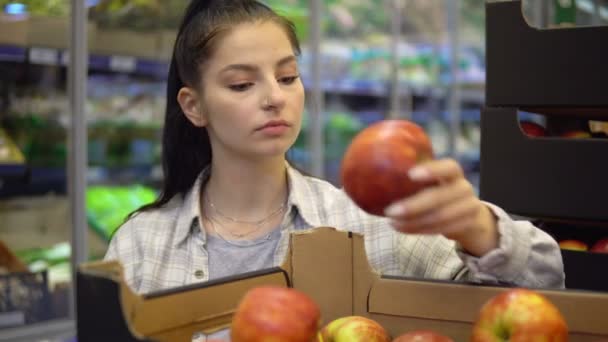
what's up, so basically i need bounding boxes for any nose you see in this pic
[262,78,286,112]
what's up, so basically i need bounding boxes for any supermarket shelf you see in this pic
[0,45,26,62]
[0,164,27,179]
[302,77,485,102]
[0,43,486,103]
[0,165,162,199]
[0,44,168,78]
[0,167,65,198]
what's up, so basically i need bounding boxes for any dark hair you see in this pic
[135,0,301,214]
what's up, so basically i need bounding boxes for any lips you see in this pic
[257,120,290,131]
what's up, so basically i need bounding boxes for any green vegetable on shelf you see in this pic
[87,184,157,241]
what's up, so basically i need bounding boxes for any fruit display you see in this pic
[393,331,454,342]
[558,239,589,251]
[557,237,608,254]
[219,286,572,342]
[519,121,547,137]
[590,239,608,254]
[340,119,435,216]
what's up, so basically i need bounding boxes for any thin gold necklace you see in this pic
[204,192,286,238]
[205,193,286,228]
[206,214,273,247]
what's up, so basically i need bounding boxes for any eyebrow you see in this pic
[220,55,298,73]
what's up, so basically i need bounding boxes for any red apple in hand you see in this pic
[319,316,390,342]
[591,238,608,253]
[341,120,435,216]
[392,330,453,342]
[471,288,568,342]
[231,286,320,342]
[558,239,588,251]
[519,121,547,137]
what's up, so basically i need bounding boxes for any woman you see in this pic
[105,0,564,294]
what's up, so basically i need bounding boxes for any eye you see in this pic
[279,75,300,85]
[229,82,254,92]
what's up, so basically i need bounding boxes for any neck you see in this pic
[203,155,289,223]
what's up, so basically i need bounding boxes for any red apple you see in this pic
[318,316,390,342]
[519,121,547,137]
[471,288,568,342]
[590,238,608,254]
[392,330,454,342]
[231,286,321,342]
[340,120,435,216]
[558,239,589,251]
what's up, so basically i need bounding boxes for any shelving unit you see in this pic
[480,0,608,292]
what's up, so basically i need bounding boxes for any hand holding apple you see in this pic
[383,158,499,258]
[392,330,454,342]
[341,120,435,217]
[318,316,390,342]
[231,286,321,342]
[471,288,568,342]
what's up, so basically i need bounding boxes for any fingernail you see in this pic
[385,203,406,217]
[408,166,430,181]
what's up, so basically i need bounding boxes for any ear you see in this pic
[177,86,207,127]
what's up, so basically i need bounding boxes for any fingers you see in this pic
[390,196,481,235]
[384,177,476,219]
[407,158,464,183]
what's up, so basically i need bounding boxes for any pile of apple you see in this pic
[220,285,571,342]
[559,238,608,253]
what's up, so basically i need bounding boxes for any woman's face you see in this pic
[196,21,304,162]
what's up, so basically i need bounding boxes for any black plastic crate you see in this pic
[486,0,608,108]
[537,221,608,292]
[480,108,608,222]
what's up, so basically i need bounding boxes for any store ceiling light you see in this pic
[4,3,26,15]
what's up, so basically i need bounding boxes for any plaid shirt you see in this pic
[105,164,565,294]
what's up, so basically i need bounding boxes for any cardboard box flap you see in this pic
[77,262,289,341]
[289,227,355,323]
[368,276,608,336]
[134,268,289,337]
[368,277,504,323]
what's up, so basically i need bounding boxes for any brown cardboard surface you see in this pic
[78,228,608,341]
[78,262,288,341]
[289,228,354,324]
[135,271,288,337]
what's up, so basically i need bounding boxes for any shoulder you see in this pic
[109,195,184,248]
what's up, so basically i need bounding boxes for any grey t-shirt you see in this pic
[206,227,282,281]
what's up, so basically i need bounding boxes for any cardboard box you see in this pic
[77,228,608,341]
